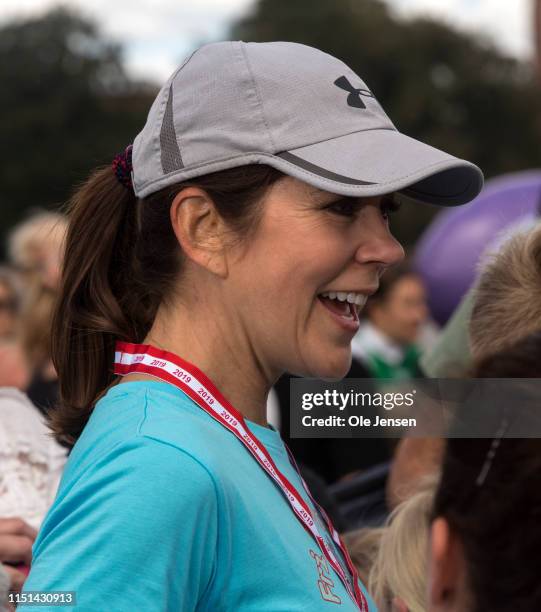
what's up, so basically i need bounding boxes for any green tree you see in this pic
[0,8,155,253]
[231,0,541,244]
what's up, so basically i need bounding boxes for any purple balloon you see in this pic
[414,170,541,326]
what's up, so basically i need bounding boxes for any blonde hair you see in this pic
[19,286,58,369]
[368,475,438,612]
[342,527,385,587]
[8,210,66,273]
[470,225,541,359]
[8,211,67,369]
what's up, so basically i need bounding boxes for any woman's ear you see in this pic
[428,517,463,610]
[170,187,229,277]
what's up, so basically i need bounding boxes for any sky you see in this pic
[0,0,533,82]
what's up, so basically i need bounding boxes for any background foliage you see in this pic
[2,1,541,254]
[0,8,154,255]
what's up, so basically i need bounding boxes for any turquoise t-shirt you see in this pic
[22,381,376,611]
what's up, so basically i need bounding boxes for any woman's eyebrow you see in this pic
[308,187,331,200]
[309,189,398,207]
[311,191,356,204]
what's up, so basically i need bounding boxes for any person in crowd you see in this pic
[21,41,481,610]
[0,517,36,611]
[420,215,540,380]
[18,286,59,414]
[387,436,445,510]
[7,212,67,414]
[0,388,67,530]
[342,527,384,588]
[8,211,66,295]
[0,287,67,601]
[0,341,30,390]
[344,476,435,612]
[352,262,429,382]
[428,331,541,612]
[369,476,436,612]
[387,225,541,508]
[469,225,541,357]
[0,268,21,340]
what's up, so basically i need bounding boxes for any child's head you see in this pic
[470,225,541,359]
[342,527,385,588]
[8,210,67,291]
[355,476,437,612]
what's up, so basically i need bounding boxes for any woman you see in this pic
[22,41,482,611]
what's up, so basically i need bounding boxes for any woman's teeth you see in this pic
[320,291,367,306]
[318,291,363,326]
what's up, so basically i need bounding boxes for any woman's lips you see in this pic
[317,295,361,332]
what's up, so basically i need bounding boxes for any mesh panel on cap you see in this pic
[160,84,184,174]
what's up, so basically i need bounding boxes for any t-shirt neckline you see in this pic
[106,380,285,452]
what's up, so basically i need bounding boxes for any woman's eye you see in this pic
[324,196,402,219]
[326,198,359,217]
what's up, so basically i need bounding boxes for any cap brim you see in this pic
[267,128,483,206]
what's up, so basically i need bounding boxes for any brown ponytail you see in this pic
[49,164,284,447]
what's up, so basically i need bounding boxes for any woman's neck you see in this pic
[120,302,275,427]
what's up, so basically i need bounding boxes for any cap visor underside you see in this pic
[271,129,483,206]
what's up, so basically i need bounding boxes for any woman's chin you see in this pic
[304,352,352,381]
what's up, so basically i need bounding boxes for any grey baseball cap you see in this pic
[132,41,483,205]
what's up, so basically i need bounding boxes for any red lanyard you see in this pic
[114,341,368,611]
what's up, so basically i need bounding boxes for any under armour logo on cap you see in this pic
[334,76,374,109]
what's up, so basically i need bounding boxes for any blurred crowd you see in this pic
[0,211,68,610]
[1,206,541,611]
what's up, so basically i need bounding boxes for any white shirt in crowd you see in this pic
[0,388,67,530]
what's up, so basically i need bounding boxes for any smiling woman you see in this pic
[21,41,482,612]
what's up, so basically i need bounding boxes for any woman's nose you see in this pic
[354,220,405,268]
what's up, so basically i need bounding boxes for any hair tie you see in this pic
[112,144,133,190]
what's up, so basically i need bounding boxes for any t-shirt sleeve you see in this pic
[20,436,218,612]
